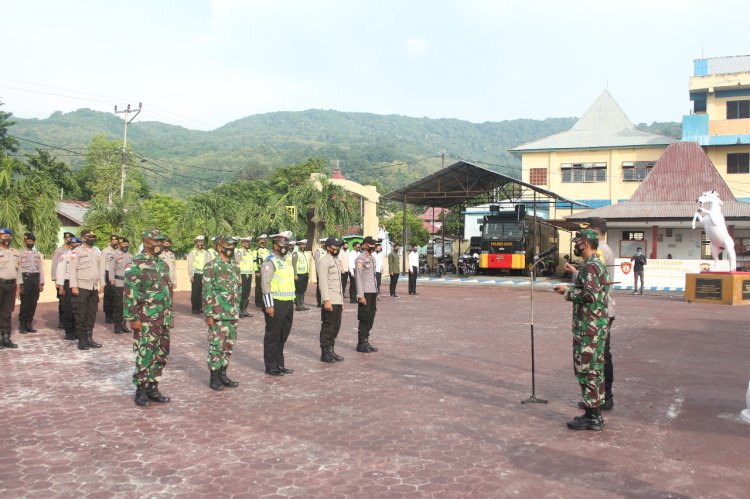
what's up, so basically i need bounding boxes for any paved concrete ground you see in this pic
[2,280,749,498]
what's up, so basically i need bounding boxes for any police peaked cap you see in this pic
[194,235,205,241]
[258,234,268,239]
[70,237,82,244]
[239,236,253,241]
[271,231,293,241]
[0,228,13,235]
[298,239,308,244]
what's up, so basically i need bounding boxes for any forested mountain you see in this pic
[9,108,681,196]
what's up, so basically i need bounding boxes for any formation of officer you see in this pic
[17,232,44,334]
[101,234,119,324]
[187,235,209,314]
[554,229,610,431]
[260,231,295,376]
[0,228,19,349]
[124,229,174,407]
[51,232,74,328]
[317,236,344,363]
[55,236,82,341]
[236,236,255,318]
[254,234,270,308]
[354,236,379,353]
[292,239,311,311]
[69,229,104,351]
[203,235,242,390]
[108,237,133,334]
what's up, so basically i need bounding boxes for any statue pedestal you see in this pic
[684,272,750,305]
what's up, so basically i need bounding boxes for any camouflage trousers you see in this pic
[132,323,171,386]
[573,331,606,409]
[207,319,237,371]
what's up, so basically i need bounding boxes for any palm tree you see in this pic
[292,175,358,242]
[83,199,145,246]
[0,155,60,254]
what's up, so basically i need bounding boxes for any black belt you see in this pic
[115,275,125,279]
[22,272,40,278]
[0,278,17,284]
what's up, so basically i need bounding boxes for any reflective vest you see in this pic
[257,247,270,264]
[191,249,206,272]
[269,255,295,301]
[239,248,254,274]
[295,251,309,274]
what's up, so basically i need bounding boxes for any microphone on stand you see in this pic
[533,245,558,262]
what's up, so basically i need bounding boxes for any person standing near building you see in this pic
[69,229,104,351]
[338,241,349,297]
[0,228,20,349]
[237,236,254,318]
[254,234,270,308]
[260,231,295,376]
[348,241,360,303]
[388,243,401,298]
[630,247,647,295]
[373,242,384,296]
[313,238,326,308]
[292,239,311,311]
[56,237,82,341]
[355,236,379,353]
[51,232,74,329]
[101,234,119,324]
[554,229,610,431]
[408,244,419,295]
[124,229,174,407]
[108,237,133,335]
[17,232,44,334]
[159,236,177,289]
[187,235,208,314]
[203,235,241,390]
[318,236,344,363]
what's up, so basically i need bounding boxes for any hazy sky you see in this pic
[2,0,748,131]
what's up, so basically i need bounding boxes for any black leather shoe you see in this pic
[278,366,294,374]
[356,344,370,353]
[365,342,378,352]
[330,349,344,361]
[1,333,18,348]
[265,368,283,376]
[26,324,38,333]
[146,382,171,403]
[77,339,89,350]
[321,347,335,363]
[209,370,224,390]
[134,384,150,407]
[87,332,102,349]
[65,331,77,341]
[114,325,123,334]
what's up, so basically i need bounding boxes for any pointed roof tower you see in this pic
[511,90,676,152]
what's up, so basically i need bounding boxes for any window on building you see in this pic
[728,153,750,174]
[622,231,645,241]
[622,161,656,182]
[727,100,750,120]
[529,168,547,186]
[561,162,607,183]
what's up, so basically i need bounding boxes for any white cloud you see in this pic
[403,38,430,59]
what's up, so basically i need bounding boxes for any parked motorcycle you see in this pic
[458,254,478,276]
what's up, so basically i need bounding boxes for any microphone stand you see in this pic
[521,247,556,405]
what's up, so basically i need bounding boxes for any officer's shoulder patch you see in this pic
[357,260,363,268]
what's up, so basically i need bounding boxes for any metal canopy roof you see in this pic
[383,160,586,209]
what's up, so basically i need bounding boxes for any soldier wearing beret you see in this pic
[203,235,242,390]
[0,228,19,348]
[17,232,44,334]
[124,229,174,407]
[554,229,610,431]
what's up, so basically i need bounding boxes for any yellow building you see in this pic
[682,55,750,201]
[510,90,676,221]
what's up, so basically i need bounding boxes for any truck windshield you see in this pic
[484,222,522,240]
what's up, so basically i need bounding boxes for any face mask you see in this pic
[573,244,584,257]
[121,245,130,252]
[84,237,96,246]
[1,238,11,246]
[223,247,235,258]
[278,245,288,256]
[26,243,35,249]
[331,248,341,257]
[152,244,164,255]
[196,243,203,249]
[364,245,374,253]
[636,250,642,254]
[111,241,119,248]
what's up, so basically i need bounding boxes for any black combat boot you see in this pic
[64,329,77,341]
[330,347,344,361]
[209,369,224,391]
[356,342,370,353]
[219,366,239,387]
[19,320,28,334]
[77,334,89,350]
[26,320,38,333]
[134,384,150,407]
[365,341,378,352]
[321,346,335,363]
[86,331,102,349]
[114,324,123,334]
[1,332,18,348]
[567,407,604,431]
[146,382,171,403]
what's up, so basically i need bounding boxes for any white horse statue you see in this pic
[692,190,736,272]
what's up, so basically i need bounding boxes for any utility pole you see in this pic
[114,103,142,200]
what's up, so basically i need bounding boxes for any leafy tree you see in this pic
[83,199,144,248]
[291,173,358,242]
[77,134,149,203]
[0,155,60,254]
[0,101,19,154]
[22,149,81,199]
[140,194,191,253]
[382,210,429,247]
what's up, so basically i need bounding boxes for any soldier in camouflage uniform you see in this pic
[554,229,610,431]
[124,229,174,407]
[203,235,242,390]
